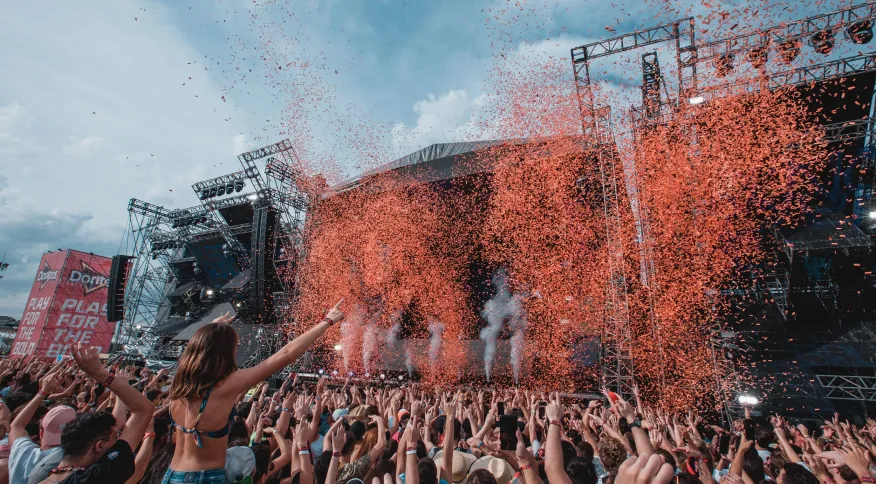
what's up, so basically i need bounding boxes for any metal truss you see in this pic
[641,52,663,123]
[237,139,295,193]
[817,374,876,401]
[822,117,876,143]
[572,18,693,62]
[115,199,175,355]
[696,2,876,64]
[191,170,248,193]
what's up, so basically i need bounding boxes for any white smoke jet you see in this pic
[427,319,445,364]
[480,269,528,383]
[362,321,378,376]
[386,313,413,376]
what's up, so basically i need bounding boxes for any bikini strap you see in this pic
[193,387,213,429]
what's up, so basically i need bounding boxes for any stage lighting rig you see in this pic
[715,53,734,77]
[811,30,835,54]
[778,40,801,63]
[848,19,873,44]
[746,47,768,69]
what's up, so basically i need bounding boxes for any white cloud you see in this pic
[232,133,252,156]
[0,0,249,316]
[391,89,496,156]
[63,136,105,155]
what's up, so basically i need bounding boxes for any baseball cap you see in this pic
[226,446,256,484]
[332,408,349,421]
[41,406,76,447]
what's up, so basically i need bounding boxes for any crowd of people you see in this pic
[0,303,874,484]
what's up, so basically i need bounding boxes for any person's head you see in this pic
[169,322,238,400]
[576,440,594,461]
[742,448,766,483]
[598,436,627,475]
[363,457,396,484]
[419,457,439,484]
[40,405,76,449]
[566,456,598,484]
[767,451,788,479]
[467,469,498,484]
[755,427,774,450]
[778,463,818,484]
[60,410,119,464]
[145,389,162,405]
[351,428,379,462]
[4,391,31,413]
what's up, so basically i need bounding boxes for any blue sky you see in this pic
[0,0,855,316]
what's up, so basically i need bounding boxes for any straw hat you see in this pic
[433,450,477,484]
[468,455,515,484]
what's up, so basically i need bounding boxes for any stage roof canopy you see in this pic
[323,140,515,197]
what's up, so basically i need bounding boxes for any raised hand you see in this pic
[39,370,61,395]
[545,392,564,423]
[212,311,236,324]
[616,454,674,484]
[71,344,109,380]
[324,299,345,324]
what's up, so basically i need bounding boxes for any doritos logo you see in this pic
[69,261,109,295]
[36,262,59,290]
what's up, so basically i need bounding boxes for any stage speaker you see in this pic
[107,255,135,322]
[250,208,279,324]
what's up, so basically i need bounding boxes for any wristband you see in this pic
[332,452,342,457]
[550,420,561,427]
[37,390,49,397]
[478,441,485,449]
[627,419,641,428]
[143,432,156,440]
[103,375,115,387]
[520,464,532,471]
[320,317,334,326]
[299,447,310,452]
[283,408,291,413]
[406,449,418,455]
[860,478,874,484]
[299,450,311,455]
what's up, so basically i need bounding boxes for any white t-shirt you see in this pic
[8,437,63,484]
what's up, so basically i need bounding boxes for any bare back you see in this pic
[168,370,241,471]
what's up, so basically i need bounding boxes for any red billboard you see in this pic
[10,250,117,358]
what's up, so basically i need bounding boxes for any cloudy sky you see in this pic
[0,0,852,317]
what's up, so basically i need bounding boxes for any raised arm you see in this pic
[545,393,572,484]
[227,301,345,396]
[441,395,456,484]
[367,414,387,463]
[71,344,153,449]
[326,426,345,484]
[9,370,60,444]
[125,418,155,484]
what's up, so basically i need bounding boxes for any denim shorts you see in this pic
[161,468,229,484]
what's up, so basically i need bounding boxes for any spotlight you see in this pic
[236,302,242,308]
[200,189,210,200]
[398,375,404,381]
[688,96,705,105]
[348,371,354,377]
[247,194,259,201]
[332,370,338,376]
[333,344,342,351]
[778,40,801,63]
[235,180,245,192]
[738,395,759,405]
[209,187,218,198]
[811,30,835,54]
[365,373,370,377]
[226,182,234,194]
[380,373,385,380]
[135,324,143,330]
[714,53,734,77]
[217,185,226,196]
[171,219,180,229]
[318,369,324,375]
[868,210,876,219]
[746,47,768,69]
[206,289,214,296]
[848,19,873,44]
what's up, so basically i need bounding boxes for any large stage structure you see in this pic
[572,2,876,420]
[113,140,311,369]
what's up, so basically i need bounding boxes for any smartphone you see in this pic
[497,401,505,416]
[538,402,546,419]
[719,435,731,455]
[743,419,756,442]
